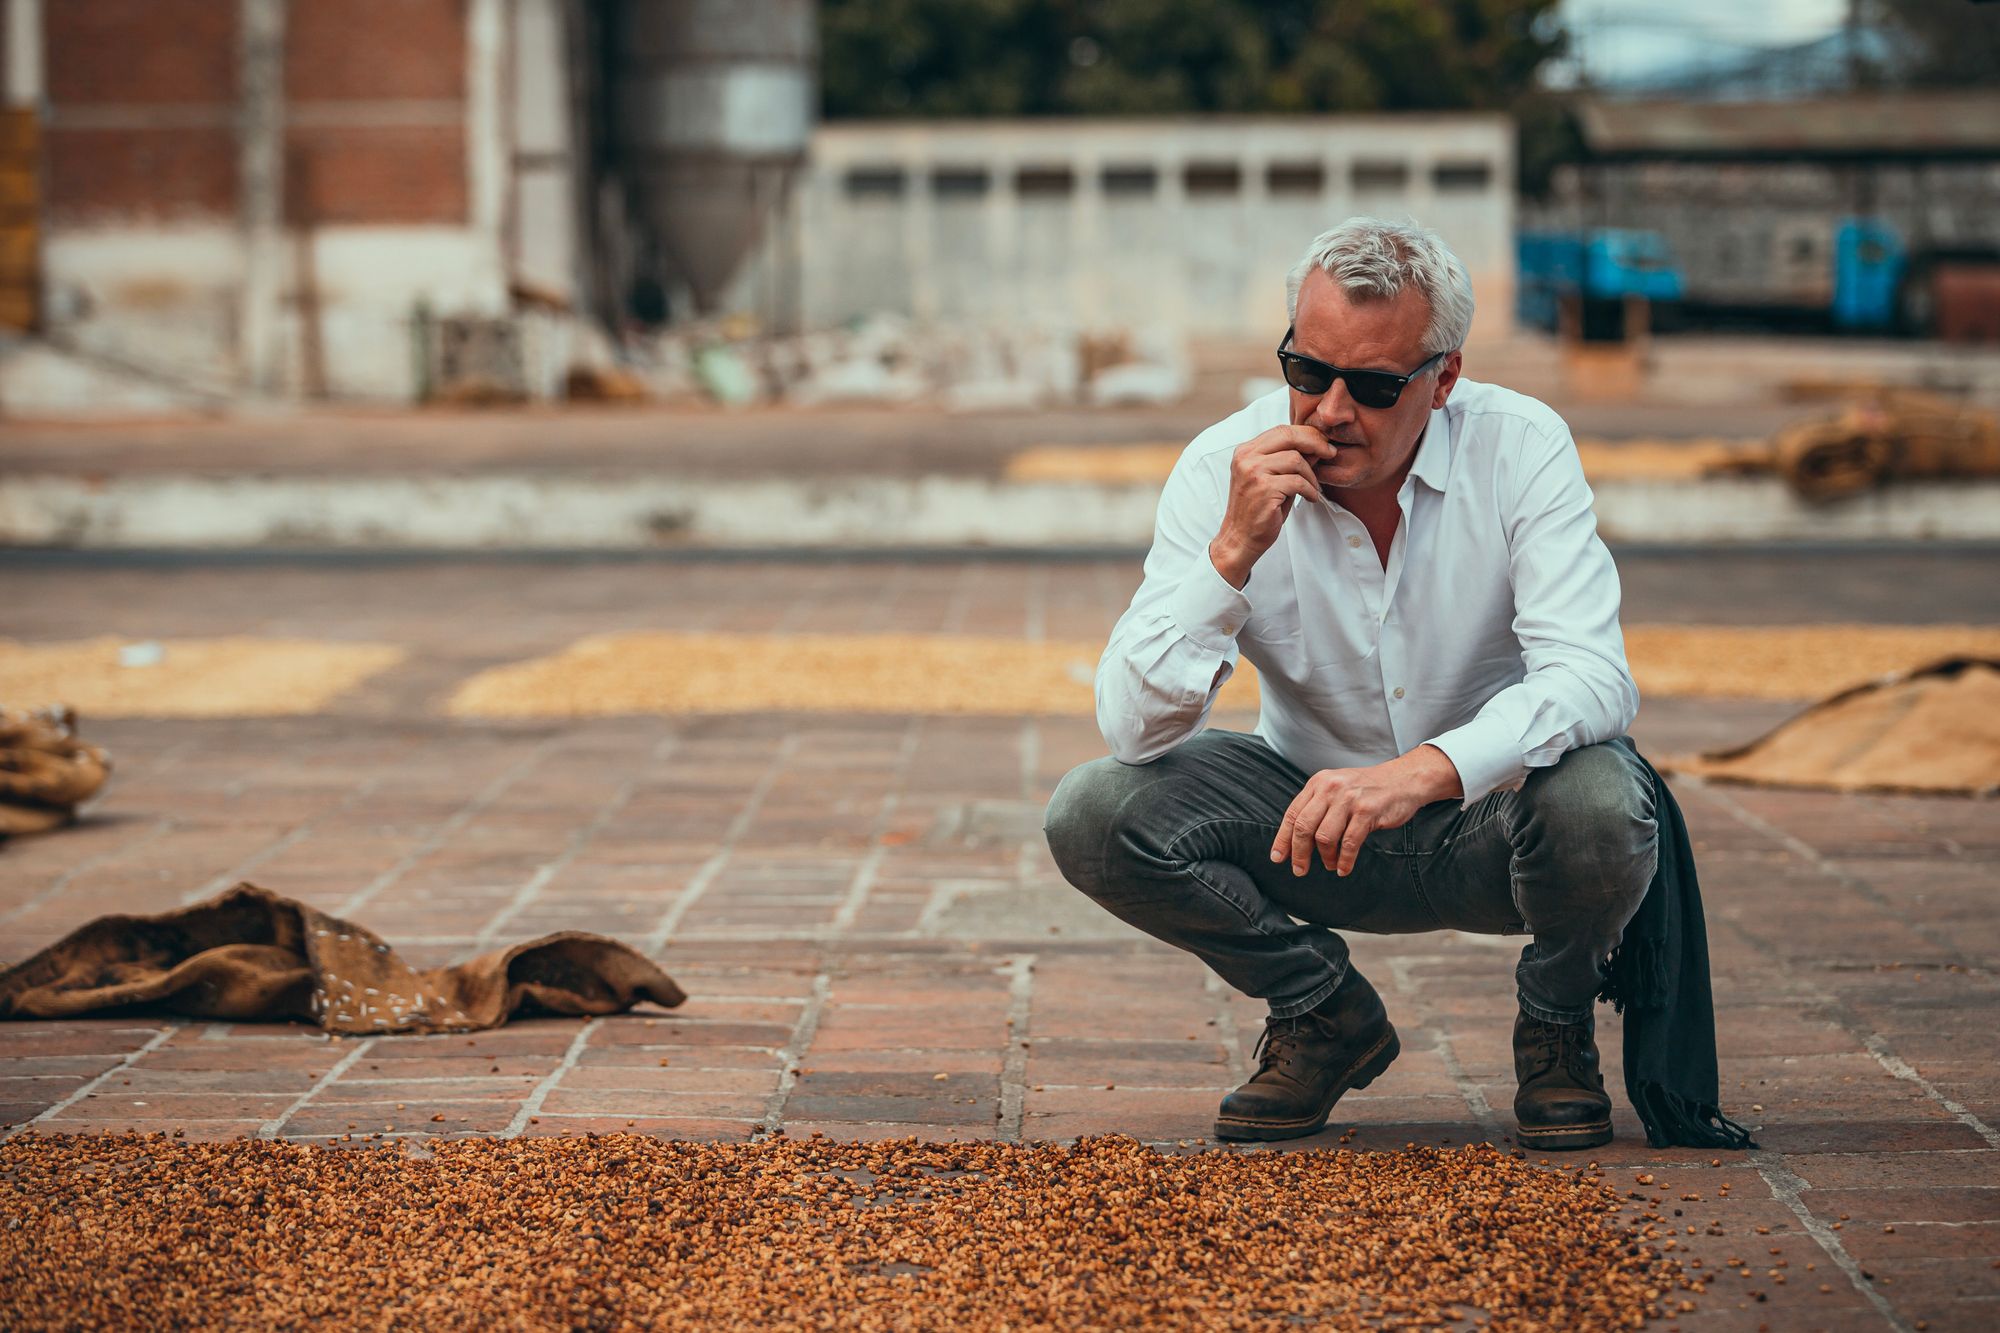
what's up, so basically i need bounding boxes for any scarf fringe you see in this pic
[1633,1080,1758,1150]
[1598,932,1671,1014]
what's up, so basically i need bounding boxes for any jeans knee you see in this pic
[1525,743,1652,842]
[1515,742,1657,919]
[1043,757,1140,891]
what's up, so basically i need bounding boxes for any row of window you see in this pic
[836,159,1494,201]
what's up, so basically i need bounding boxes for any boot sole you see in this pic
[1515,1118,1613,1151]
[1212,1025,1401,1142]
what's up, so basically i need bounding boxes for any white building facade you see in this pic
[737,114,1516,343]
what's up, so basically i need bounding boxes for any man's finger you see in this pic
[1270,792,1305,862]
[1336,813,1373,877]
[1248,426,1335,461]
[1272,473,1325,512]
[1288,459,1329,508]
[1306,801,1350,876]
[1287,429,1337,462]
[1290,796,1328,876]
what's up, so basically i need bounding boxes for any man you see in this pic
[1044,217,1653,1150]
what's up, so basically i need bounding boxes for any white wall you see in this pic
[729,114,1516,341]
[506,0,579,304]
[44,225,510,401]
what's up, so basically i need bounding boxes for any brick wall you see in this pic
[49,0,239,104]
[287,0,467,101]
[287,0,469,225]
[49,125,239,222]
[287,124,466,225]
[44,0,470,227]
[46,0,239,221]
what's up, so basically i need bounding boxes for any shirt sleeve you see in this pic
[1424,419,1640,805]
[1095,449,1251,764]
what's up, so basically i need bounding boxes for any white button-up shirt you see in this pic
[1096,378,1639,806]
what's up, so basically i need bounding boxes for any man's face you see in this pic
[1287,268,1461,497]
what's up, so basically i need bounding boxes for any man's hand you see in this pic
[1209,425,1336,589]
[1270,745,1464,877]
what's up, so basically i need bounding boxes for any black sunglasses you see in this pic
[1276,326,1452,409]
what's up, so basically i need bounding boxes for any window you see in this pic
[1266,162,1325,196]
[931,166,991,199]
[1014,165,1076,198]
[843,166,907,198]
[1351,160,1409,192]
[1432,161,1493,193]
[1101,164,1158,197]
[1183,162,1243,197]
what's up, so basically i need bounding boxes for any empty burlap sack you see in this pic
[0,705,111,838]
[1669,657,2000,796]
[0,882,686,1032]
[1764,392,2000,503]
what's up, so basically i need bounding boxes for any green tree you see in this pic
[820,0,1567,118]
[1871,0,2000,87]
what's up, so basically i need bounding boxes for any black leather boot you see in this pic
[1513,1008,1613,1151]
[1213,969,1400,1142]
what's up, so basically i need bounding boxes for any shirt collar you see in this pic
[1405,401,1454,494]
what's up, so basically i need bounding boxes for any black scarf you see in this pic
[1597,756,1757,1150]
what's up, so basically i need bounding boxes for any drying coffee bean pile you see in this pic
[2,1131,1695,1330]
[0,636,405,717]
[446,625,2000,722]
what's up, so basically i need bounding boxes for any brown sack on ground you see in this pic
[0,706,111,838]
[1754,392,2000,503]
[1667,657,2000,796]
[0,883,686,1033]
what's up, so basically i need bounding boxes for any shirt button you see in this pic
[1347,535,1363,549]
[1392,686,1406,699]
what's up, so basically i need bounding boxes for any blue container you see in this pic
[1516,231,1588,330]
[1832,220,1904,330]
[1583,230,1684,302]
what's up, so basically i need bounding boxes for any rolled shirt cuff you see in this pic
[1169,553,1253,653]
[1425,714,1529,807]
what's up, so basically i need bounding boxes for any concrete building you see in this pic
[1,3,1512,405]
[0,0,587,402]
[732,115,1516,343]
[1540,93,2000,335]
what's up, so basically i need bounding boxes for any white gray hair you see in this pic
[1285,217,1475,357]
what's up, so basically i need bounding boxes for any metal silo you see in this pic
[611,0,816,315]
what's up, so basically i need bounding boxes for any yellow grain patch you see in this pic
[1571,438,1764,481]
[450,624,2000,718]
[1004,439,1765,487]
[1004,443,1185,484]
[1626,625,2000,701]
[450,632,1114,718]
[0,637,406,717]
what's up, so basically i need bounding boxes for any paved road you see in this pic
[4,552,1997,1330]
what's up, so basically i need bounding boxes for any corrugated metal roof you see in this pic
[1576,93,2000,157]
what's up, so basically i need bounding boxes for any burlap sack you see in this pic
[1669,657,2000,796]
[0,883,687,1033]
[1768,392,2000,503]
[0,705,111,837]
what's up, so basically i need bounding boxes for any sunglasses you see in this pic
[1276,326,1452,409]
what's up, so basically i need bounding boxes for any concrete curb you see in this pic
[2,472,1995,549]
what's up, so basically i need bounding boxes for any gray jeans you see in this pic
[1043,731,1657,1024]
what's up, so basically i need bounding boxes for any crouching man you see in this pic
[1046,217,1656,1150]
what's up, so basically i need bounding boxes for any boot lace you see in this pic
[1527,1017,1593,1081]
[1252,1016,1308,1075]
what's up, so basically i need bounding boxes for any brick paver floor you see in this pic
[4,548,1998,1330]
